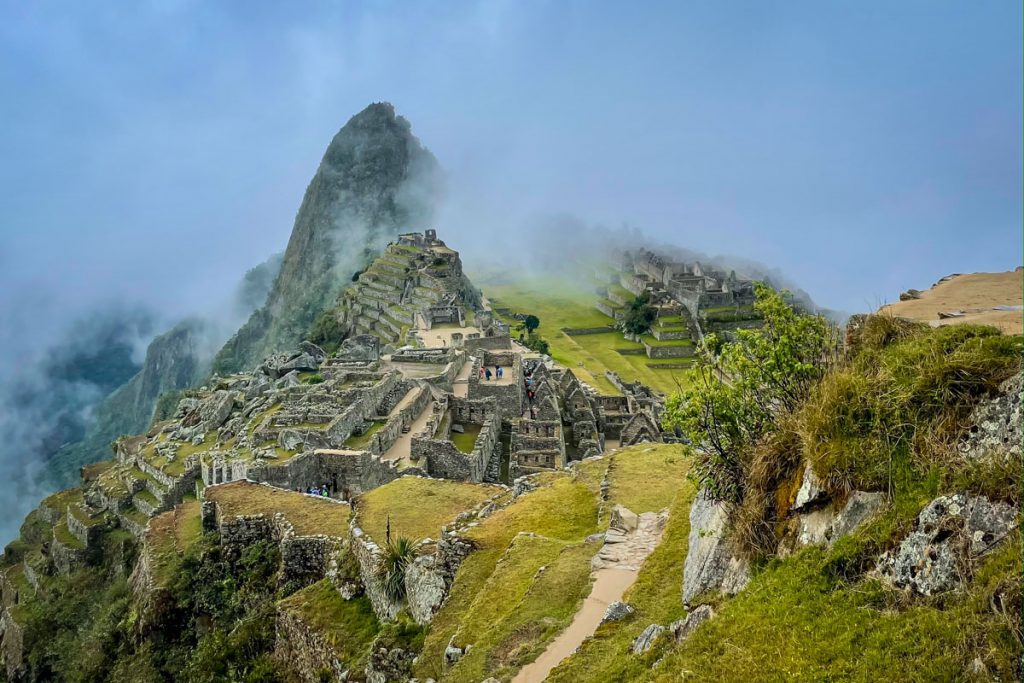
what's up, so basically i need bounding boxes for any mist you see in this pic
[0,2,1020,540]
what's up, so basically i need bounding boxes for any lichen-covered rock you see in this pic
[783,490,886,555]
[610,504,639,532]
[631,623,665,654]
[878,493,1017,595]
[682,489,750,606]
[405,554,447,625]
[601,601,636,624]
[958,373,1021,464]
[670,604,714,643]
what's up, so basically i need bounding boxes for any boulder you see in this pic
[669,604,714,642]
[611,505,640,533]
[278,352,319,374]
[278,429,305,452]
[298,340,327,363]
[631,624,665,654]
[601,601,635,624]
[682,489,750,606]
[878,493,1017,596]
[244,375,271,401]
[275,370,301,389]
[791,463,827,512]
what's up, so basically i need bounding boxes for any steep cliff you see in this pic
[213,102,442,374]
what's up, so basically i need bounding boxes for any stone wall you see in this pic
[644,342,696,359]
[467,354,524,422]
[464,333,512,351]
[275,603,349,683]
[349,522,401,621]
[51,534,88,576]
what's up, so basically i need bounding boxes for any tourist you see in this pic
[478,366,484,380]
[485,368,492,381]
[496,366,503,379]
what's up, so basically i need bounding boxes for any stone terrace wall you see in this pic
[2,608,25,682]
[275,604,348,683]
[464,333,512,352]
[349,522,401,621]
[367,385,432,456]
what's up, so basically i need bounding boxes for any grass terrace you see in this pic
[205,481,351,537]
[53,520,85,550]
[278,580,380,672]
[356,477,498,544]
[450,423,482,454]
[481,275,692,395]
[42,488,83,518]
[145,498,203,584]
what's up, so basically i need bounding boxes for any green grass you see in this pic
[53,520,85,550]
[641,335,693,348]
[205,481,351,537]
[481,275,692,394]
[42,488,83,516]
[356,478,498,545]
[134,489,159,508]
[146,499,203,584]
[638,529,1022,682]
[67,502,105,527]
[606,443,691,514]
[415,473,602,680]
[344,419,387,449]
[278,579,380,671]
[450,424,482,453]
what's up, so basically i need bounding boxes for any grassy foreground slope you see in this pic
[478,274,688,395]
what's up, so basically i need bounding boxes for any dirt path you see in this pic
[512,568,638,683]
[387,386,420,417]
[453,360,473,398]
[512,510,668,683]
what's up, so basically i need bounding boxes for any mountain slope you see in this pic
[43,318,210,487]
[213,102,442,374]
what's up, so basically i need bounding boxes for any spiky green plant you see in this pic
[378,536,416,603]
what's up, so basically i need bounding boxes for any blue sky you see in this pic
[0,0,1020,319]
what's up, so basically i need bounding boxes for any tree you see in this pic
[663,283,839,503]
[622,292,657,335]
[521,314,540,334]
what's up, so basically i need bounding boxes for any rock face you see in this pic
[791,464,827,512]
[958,373,1021,464]
[878,494,1017,596]
[213,103,442,374]
[682,489,750,606]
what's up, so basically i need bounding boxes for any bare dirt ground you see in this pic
[880,269,1022,334]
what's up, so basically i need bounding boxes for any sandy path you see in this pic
[512,568,638,683]
[513,510,668,683]
[387,386,420,417]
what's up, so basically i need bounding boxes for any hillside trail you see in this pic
[512,509,668,683]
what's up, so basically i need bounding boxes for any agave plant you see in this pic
[378,536,416,603]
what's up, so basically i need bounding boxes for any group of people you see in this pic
[298,484,333,498]
[479,364,504,381]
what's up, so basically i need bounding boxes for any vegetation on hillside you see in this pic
[621,291,657,335]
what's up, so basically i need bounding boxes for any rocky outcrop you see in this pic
[682,489,749,606]
[782,490,887,553]
[877,493,1017,596]
[213,103,442,374]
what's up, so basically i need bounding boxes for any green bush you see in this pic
[664,283,840,503]
[622,291,657,335]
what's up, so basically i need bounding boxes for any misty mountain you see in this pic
[212,102,442,374]
[41,318,210,488]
